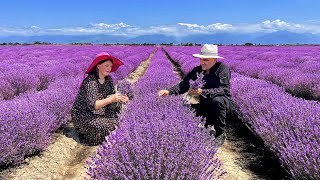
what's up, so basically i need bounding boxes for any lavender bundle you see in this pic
[189,72,206,89]
[186,72,206,104]
[116,79,134,98]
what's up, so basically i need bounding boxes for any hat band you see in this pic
[200,52,219,56]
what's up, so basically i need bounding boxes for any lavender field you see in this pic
[1,45,319,179]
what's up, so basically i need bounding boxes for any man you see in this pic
[158,44,233,146]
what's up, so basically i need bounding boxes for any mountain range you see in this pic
[1,31,320,45]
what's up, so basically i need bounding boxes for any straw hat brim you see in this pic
[85,53,124,74]
[192,54,224,59]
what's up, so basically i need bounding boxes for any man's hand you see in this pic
[188,88,202,96]
[158,89,169,97]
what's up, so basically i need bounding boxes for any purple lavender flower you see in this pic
[189,72,206,89]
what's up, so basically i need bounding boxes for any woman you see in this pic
[72,52,129,146]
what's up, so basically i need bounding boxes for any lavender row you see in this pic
[86,49,225,179]
[0,46,155,167]
[0,45,155,100]
[231,73,320,179]
[164,46,320,100]
[163,47,319,178]
[0,77,79,167]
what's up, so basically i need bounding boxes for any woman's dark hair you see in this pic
[89,59,113,78]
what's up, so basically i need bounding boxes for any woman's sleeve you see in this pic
[83,80,99,111]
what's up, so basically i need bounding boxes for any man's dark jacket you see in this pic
[168,62,233,108]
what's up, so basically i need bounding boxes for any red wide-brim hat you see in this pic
[85,52,124,74]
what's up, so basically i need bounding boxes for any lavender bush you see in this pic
[2,68,40,97]
[0,78,15,100]
[0,99,55,167]
[231,73,320,179]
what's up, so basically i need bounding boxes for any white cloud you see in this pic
[148,25,180,34]
[118,25,183,36]
[1,20,320,36]
[44,22,131,35]
[260,19,305,32]
[90,22,130,29]
[0,25,43,35]
[177,22,233,33]
[177,23,200,28]
[30,25,40,29]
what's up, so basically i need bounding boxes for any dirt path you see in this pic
[126,53,153,83]
[220,120,287,180]
[2,124,96,180]
[215,123,263,180]
[1,52,155,180]
[216,141,255,180]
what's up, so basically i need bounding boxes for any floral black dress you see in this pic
[72,74,121,145]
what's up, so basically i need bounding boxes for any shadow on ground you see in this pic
[225,115,289,180]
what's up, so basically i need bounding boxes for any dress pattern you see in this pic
[72,74,121,145]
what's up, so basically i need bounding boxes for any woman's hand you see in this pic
[158,89,169,97]
[188,88,202,96]
[119,95,129,104]
[111,93,123,103]
[96,93,127,110]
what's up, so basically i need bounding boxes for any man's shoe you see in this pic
[214,133,226,147]
[209,126,216,137]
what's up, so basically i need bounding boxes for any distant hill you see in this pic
[0,34,130,44]
[1,31,320,45]
[127,34,178,44]
[252,31,320,44]
[179,33,262,44]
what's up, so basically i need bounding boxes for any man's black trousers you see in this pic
[191,96,229,137]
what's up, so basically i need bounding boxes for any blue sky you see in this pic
[1,0,320,36]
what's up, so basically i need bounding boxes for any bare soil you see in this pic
[216,119,288,180]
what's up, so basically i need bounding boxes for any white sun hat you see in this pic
[192,44,223,59]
